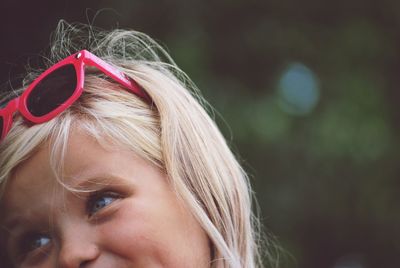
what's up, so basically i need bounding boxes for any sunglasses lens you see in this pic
[27,64,77,117]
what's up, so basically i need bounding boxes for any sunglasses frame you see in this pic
[0,50,148,140]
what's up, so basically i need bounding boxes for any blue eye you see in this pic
[19,233,51,257]
[87,192,120,216]
[30,236,51,250]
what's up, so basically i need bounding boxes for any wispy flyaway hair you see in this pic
[0,20,275,267]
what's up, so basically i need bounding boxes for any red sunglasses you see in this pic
[0,50,148,141]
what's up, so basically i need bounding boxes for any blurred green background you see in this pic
[1,1,400,267]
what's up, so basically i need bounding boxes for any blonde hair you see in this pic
[0,21,271,267]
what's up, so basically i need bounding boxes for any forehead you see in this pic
[0,132,142,223]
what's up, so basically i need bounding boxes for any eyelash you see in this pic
[16,232,51,265]
[86,190,122,217]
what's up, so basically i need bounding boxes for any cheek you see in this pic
[97,203,165,263]
[97,199,211,267]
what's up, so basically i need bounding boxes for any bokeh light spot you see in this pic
[278,62,320,115]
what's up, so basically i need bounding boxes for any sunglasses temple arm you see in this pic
[0,98,19,140]
[83,52,149,101]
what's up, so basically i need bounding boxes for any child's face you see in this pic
[1,131,211,267]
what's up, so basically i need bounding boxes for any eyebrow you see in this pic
[68,173,133,191]
[2,215,28,236]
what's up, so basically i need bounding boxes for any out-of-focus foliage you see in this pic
[1,1,400,267]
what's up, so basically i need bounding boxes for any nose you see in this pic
[57,224,101,268]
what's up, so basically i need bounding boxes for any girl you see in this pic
[0,21,271,267]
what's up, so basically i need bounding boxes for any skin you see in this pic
[0,131,211,267]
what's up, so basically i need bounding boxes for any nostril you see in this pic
[79,260,90,267]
